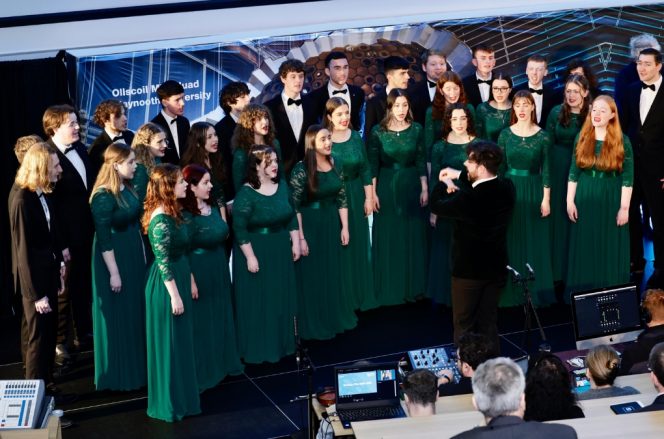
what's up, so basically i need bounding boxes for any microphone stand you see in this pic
[507,264,549,354]
[290,316,315,439]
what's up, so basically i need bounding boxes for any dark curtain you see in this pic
[0,55,72,316]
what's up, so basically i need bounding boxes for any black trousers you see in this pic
[629,170,647,266]
[639,162,664,270]
[451,276,504,353]
[57,241,93,344]
[22,295,58,383]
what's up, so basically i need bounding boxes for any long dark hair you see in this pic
[303,124,335,194]
[488,71,513,102]
[442,103,477,139]
[559,74,590,128]
[524,353,582,422]
[181,122,225,185]
[245,145,278,189]
[181,164,212,215]
[380,89,413,130]
[431,71,467,121]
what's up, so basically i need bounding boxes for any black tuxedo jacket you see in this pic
[150,112,191,165]
[305,83,365,132]
[364,89,387,140]
[408,79,434,127]
[639,394,664,413]
[8,185,62,302]
[214,115,237,200]
[430,171,515,280]
[264,95,317,176]
[88,130,135,178]
[462,74,486,108]
[621,80,664,172]
[47,139,94,249]
[620,324,664,374]
[514,83,562,128]
[451,416,577,439]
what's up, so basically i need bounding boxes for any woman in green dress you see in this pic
[181,164,243,391]
[130,122,167,202]
[428,104,477,306]
[325,97,377,311]
[181,122,228,220]
[425,71,475,167]
[497,90,555,307]
[368,89,429,306]
[290,125,356,340]
[231,104,282,194]
[233,145,300,363]
[475,72,513,142]
[566,95,633,298]
[142,164,200,421]
[545,75,590,283]
[90,143,147,391]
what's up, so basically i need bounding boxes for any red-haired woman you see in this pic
[142,164,200,421]
[566,95,633,297]
[497,90,555,307]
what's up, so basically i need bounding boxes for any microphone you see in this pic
[506,265,521,279]
[525,263,535,278]
[294,316,300,368]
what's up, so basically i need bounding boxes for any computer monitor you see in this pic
[571,284,643,350]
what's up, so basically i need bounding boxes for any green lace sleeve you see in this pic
[231,188,253,245]
[367,125,381,178]
[289,162,307,212]
[545,105,560,143]
[541,131,552,188]
[148,216,175,282]
[133,164,149,202]
[232,149,248,195]
[357,134,373,186]
[336,171,348,209]
[414,123,427,177]
[475,103,487,140]
[90,189,116,253]
[568,133,581,182]
[621,135,634,187]
[496,128,509,176]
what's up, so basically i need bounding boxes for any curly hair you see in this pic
[559,74,590,128]
[181,164,212,215]
[245,145,278,189]
[219,81,250,114]
[231,104,275,153]
[524,353,582,422]
[141,164,183,233]
[643,289,664,322]
[442,103,477,139]
[457,332,495,370]
[92,99,126,127]
[575,95,624,172]
[431,71,467,121]
[181,122,225,185]
[132,122,165,173]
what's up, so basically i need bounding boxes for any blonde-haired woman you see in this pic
[579,345,639,400]
[90,143,147,391]
[566,95,633,296]
[131,122,168,201]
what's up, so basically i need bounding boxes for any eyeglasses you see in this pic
[565,90,581,95]
[492,87,510,92]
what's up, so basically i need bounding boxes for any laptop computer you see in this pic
[334,361,406,428]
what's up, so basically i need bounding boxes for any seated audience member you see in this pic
[438,332,495,396]
[452,357,577,439]
[524,353,584,422]
[402,369,439,417]
[14,135,43,164]
[638,341,664,412]
[578,345,639,400]
[621,289,664,374]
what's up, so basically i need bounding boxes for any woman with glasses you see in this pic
[475,72,513,142]
[497,90,555,307]
[545,75,590,285]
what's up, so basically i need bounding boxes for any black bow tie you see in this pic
[477,78,491,85]
[529,88,543,95]
[112,134,124,142]
[332,89,348,95]
[64,145,76,154]
[427,80,436,88]
[642,82,656,91]
[287,98,302,106]
[170,118,177,124]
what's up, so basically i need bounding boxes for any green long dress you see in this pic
[290,162,358,340]
[546,105,583,282]
[232,139,282,194]
[498,128,555,307]
[566,136,633,299]
[232,182,298,363]
[368,123,428,306]
[90,187,147,391]
[133,163,150,203]
[331,130,377,311]
[428,139,474,305]
[145,214,200,422]
[424,104,475,160]
[475,102,512,142]
[185,209,243,392]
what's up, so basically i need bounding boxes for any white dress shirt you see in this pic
[640,75,662,124]
[528,83,544,123]
[53,139,87,189]
[328,82,351,112]
[281,91,304,142]
[36,189,51,231]
[477,72,493,103]
[161,110,181,157]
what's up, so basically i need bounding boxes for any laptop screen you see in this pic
[335,364,399,405]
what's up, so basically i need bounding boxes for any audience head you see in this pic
[245,145,278,189]
[402,369,438,416]
[471,357,525,421]
[181,163,212,214]
[643,289,664,325]
[141,163,186,232]
[457,332,495,377]
[325,97,352,131]
[465,141,503,179]
[14,134,43,164]
[278,59,305,97]
[637,48,662,84]
[383,56,410,90]
[325,51,350,88]
[489,71,513,104]
[525,55,548,86]
[381,89,413,129]
[629,33,661,60]
[510,90,537,125]
[15,143,60,194]
[232,103,275,152]
[524,353,580,422]
[93,99,128,134]
[442,103,476,139]
[43,104,79,144]
[420,49,447,82]
[649,342,664,392]
[132,122,167,170]
[586,345,620,387]
[471,44,496,78]
[219,81,250,115]
[156,80,185,117]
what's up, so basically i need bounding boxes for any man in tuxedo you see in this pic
[409,49,447,126]
[429,141,515,353]
[214,81,250,201]
[621,48,664,288]
[151,80,190,165]
[306,51,366,134]
[638,342,664,412]
[88,99,134,178]
[616,34,661,113]
[462,44,496,107]
[364,56,410,138]
[515,55,561,128]
[265,59,317,176]
[44,105,95,362]
[451,358,578,438]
